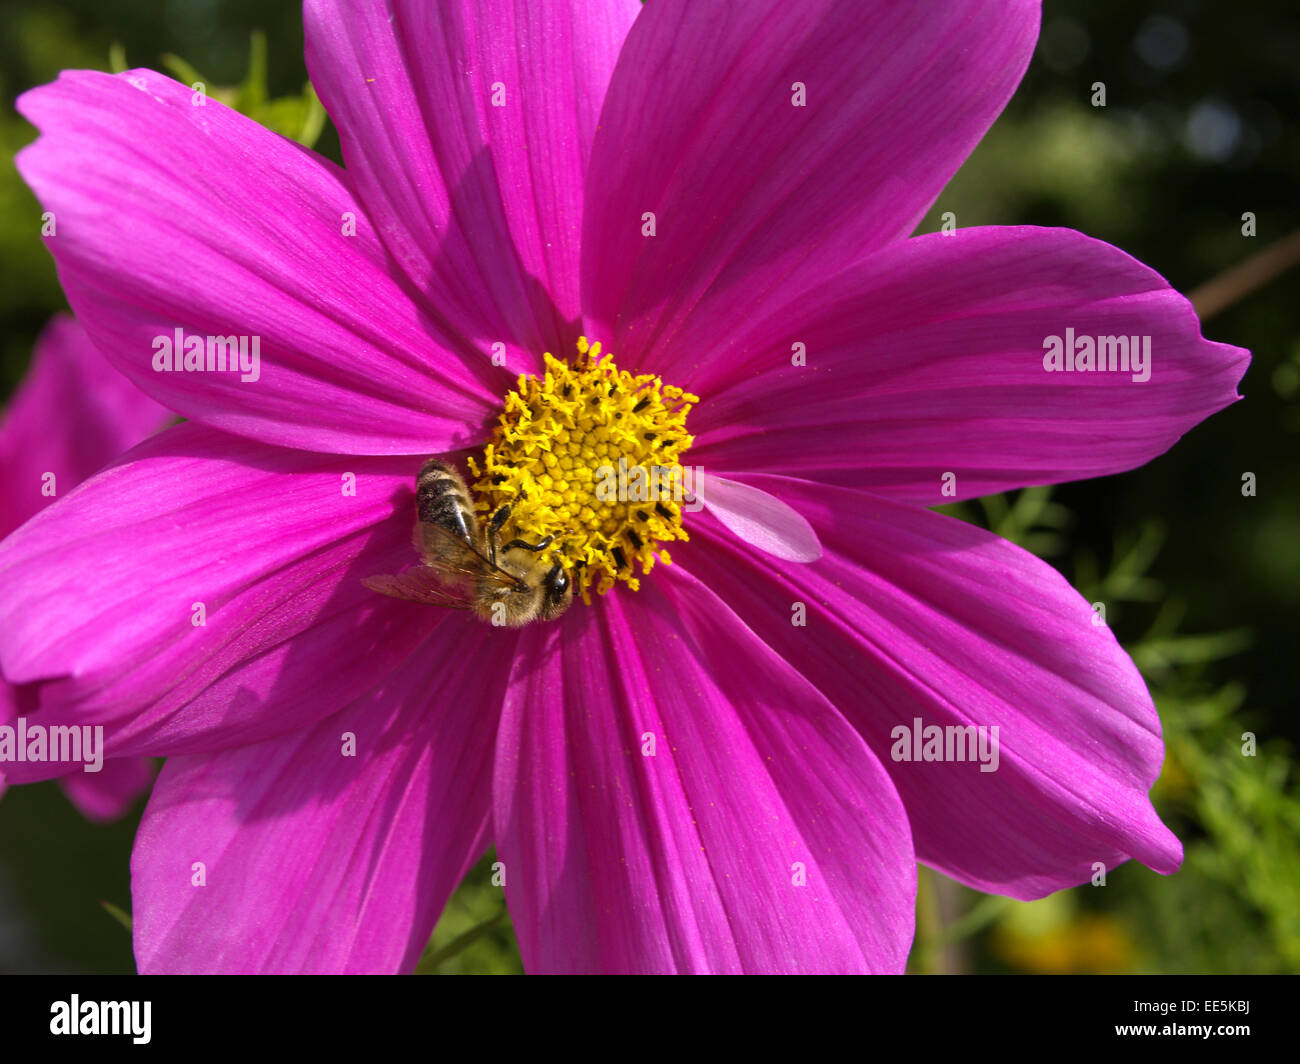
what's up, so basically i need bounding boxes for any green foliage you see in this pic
[417,853,523,975]
[1141,680,1300,972]
[150,32,327,149]
[935,487,1300,974]
[1,26,328,393]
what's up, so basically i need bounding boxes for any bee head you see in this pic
[537,562,573,621]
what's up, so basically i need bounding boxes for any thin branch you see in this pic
[1188,227,1300,320]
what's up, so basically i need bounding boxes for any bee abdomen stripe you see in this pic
[418,494,473,540]
[417,474,466,501]
[418,458,459,480]
[415,461,474,542]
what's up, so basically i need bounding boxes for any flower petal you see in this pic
[0,423,438,776]
[132,617,515,973]
[305,0,641,367]
[582,0,1039,377]
[0,314,168,534]
[0,680,14,800]
[691,227,1249,501]
[16,69,499,455]
[0,317,166,819]
[682,474,1182,897]
[493,567,915,973]
[57,756,156,823]
[699,473,821,562]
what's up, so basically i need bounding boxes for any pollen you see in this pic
[467,337,698,603]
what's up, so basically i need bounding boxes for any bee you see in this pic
[363,458,573,627]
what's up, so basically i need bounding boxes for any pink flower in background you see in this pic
[0,315,164,819]
[0,0,1248,973]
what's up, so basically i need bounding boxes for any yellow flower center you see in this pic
[467,338,698,603]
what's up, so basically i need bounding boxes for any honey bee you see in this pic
[363,458,573,626]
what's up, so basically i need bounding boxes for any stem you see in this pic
[99,900,132,933]
[414,908,507,974]
[913,865,946,974]
[1188,227,1300,320]
[936,894,1013,946]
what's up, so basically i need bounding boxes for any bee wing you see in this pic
[361,566,473,608]
[417,519,526,589]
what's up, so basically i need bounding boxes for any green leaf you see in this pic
[99,900,132,933]
[155,32,328,149]
[158,53,208,91]
[414,908,507,974]
[235,30,269,112]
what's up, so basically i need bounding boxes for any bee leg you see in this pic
[487,505,511,566]
[501,534,554,553]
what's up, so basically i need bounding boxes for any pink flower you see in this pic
[0,0,1246,973]
[0,316,164,819]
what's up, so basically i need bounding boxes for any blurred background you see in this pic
[0,0,1297,974]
